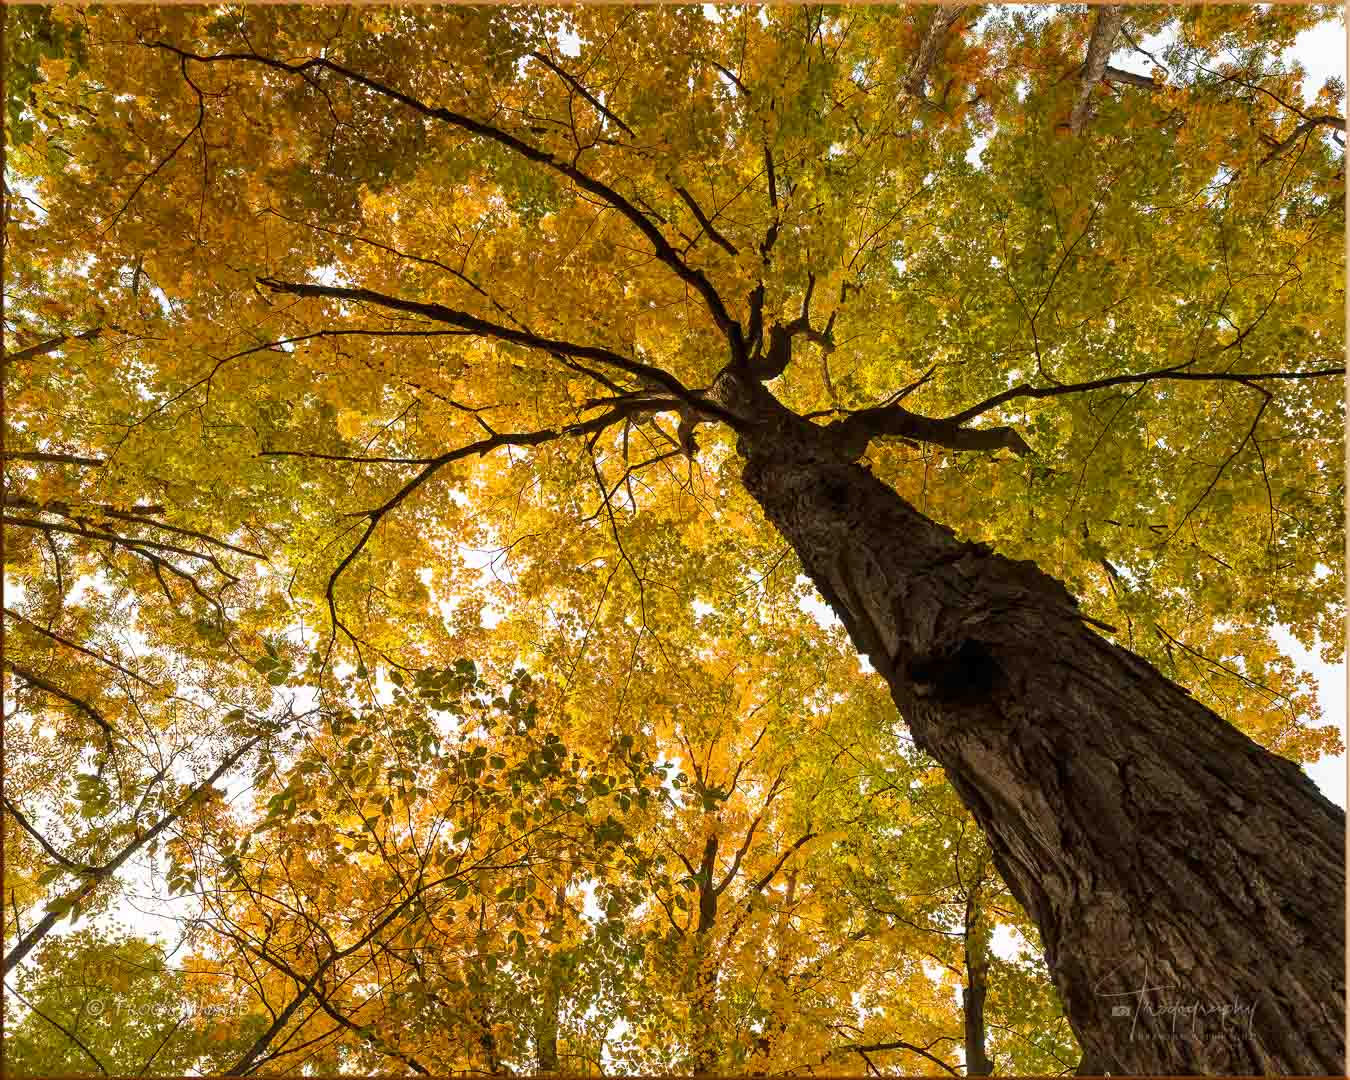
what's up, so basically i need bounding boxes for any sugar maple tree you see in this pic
[3,3,1345,1075]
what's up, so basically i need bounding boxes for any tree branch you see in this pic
[318,407,641,650]
[227,930,431,1075]
[905,6,968,99]
[672,183,740,257]
[4,607,158,687]
[4,662,122,752]
[2,451,106,468]
[830,405,1032,460]
[1261,115,1346,165]
[8,495,266,562]
[4,981,109,1075]
[3,515,242,592]
[3,327,109,367]
[841,1036,962,1077]
[529,51,635,138]
[254,277,737,426]
[701,56,752,99]
[751,273,836,381]
[1070,6,1126,135]
[4,730,264,975]
[747,830,818,896]
[1101,64,1159,91]
[2,794,99,875]
[944,365,1344,427]
[146,40,747,359]
[223,865,468,1076]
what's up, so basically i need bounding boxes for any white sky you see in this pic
[1267,14,1346,811]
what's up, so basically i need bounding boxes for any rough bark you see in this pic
[729,385,1345,1075]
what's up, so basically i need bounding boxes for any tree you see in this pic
[4,3,1344,1073]
[1,927,257,1075]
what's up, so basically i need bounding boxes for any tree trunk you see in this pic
[535,887,565,1073]
[534,977,560,1074]
[691,831,721,1075]
[964,881,995,1076]
[734,403,1345,1075]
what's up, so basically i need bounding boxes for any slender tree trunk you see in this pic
[474,903,503,1074]
[733,398,1345,1075]
[691,831,721,1075]
[963,880,995,1076]
[535,886,565,1073]
[535,976,560,1074]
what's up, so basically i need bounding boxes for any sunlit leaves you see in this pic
[4,3,1343,1074]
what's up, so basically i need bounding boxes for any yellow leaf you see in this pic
[336,410,365,439]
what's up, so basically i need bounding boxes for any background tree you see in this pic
[1,927,257,1075]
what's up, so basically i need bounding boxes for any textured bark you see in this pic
[731,391,1345,1075]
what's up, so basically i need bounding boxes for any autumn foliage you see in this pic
[2,4,1344,1075]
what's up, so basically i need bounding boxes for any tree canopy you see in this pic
[3,4,1344,1075]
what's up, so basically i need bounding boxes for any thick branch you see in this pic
[2,451,106,468]
[1262,115,1347,165]
[4,730,263,975]
[747,830,818,896]
[905,6,968,98]
[5,662,122,751]
[842,1037,962,1078]
[254,277,736,425]
[717,813,764,897]
[529,51,635,138]
[752,274,835,381]
[8,495,265,562]
[3,327,107,367]
[1070,6,1126,135]
[830,406,1032,460]
[2,794,100,875]
[700,56,752,99]
[672,183,740,257]
[1101,64,1159,90]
